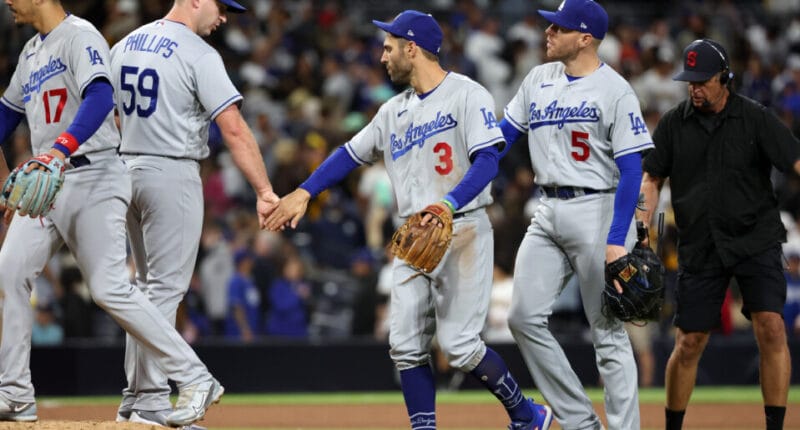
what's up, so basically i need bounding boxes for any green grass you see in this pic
[36,385,800,407]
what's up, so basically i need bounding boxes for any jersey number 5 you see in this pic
[120,66,159,118]
[570,130,590,162]
[434,142,453,175]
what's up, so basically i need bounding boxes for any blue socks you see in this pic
[399,348,532,428]
[469,347,533,423]
[399,365,436,430]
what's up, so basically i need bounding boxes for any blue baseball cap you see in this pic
[219,0,246,13]
[372,10,443,55]
[538,0,608,40]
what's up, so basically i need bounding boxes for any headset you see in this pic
[700,39,733,85]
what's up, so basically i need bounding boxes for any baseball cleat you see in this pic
[0,398,38,422]
[116,394,135,422]
[130,408,172,426]
[115,409,132,422]
[129,408,206,429]
[166,377,224,427]
[508,398,552,430]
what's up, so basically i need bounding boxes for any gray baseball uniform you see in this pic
[110,19,242,413]
[345,72,502,371]
[0,14,214,409]
[504,62,653,430]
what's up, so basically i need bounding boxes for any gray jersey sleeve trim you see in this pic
[344,142,368,165]
[78,71,111,96]
[503,109,527,132]
[614,142,654,158]
[1,97,25,113]
[209,94,243,120]
[468,136,505,157]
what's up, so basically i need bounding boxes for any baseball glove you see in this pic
[0,154,65,218]
[391,203,454,273]
[601,243,665,322]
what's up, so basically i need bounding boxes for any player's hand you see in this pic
[264,188,311,231]
[606,244,628,294]
[255,189,280,229]
[419,202,450,227]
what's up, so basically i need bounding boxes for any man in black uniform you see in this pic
[639,39,796,430]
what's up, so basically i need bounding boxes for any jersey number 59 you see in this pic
[120,66,159,118]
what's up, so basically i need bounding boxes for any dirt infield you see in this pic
[0,402,795,429]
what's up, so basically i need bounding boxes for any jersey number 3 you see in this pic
[120,66,159,118]
[434,142,453,175]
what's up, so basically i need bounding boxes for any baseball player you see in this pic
[109,0,279,426]
[265,10,552,430]
[0,0,223,427]
[499,0,653,429]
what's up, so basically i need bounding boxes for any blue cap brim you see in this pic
[219,0,246,13]
[372,20,401,38]
[537,10,578,32]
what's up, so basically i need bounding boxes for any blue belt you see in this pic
[542,186,610,200]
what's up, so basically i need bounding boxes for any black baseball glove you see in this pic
[602,242,665,323]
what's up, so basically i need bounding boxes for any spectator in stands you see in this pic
[198,221,233,335]
[177,273,211,344]
[224,248,262,343]
[266,254,311,338]
[349,248,380,337]
[57,266,93,339]
[31,302,63,346]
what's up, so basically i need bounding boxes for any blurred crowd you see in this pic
[1,0,800,385]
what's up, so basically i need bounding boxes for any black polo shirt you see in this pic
[643,92,800,271]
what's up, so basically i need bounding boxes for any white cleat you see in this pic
[166,378,224,427]
[0,398,38,422]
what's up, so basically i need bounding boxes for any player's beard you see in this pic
[545,44,577,63]
[388,57,412,86]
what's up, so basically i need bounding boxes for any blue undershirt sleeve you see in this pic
[498,118,523,159]
[0,102,24,144]
[443,145,499,211]
[65,79,114,144]
[607,152,642,246]
[299,146,360,198]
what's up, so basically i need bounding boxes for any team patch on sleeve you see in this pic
[85,46,104,65]
[480,107,498,130]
